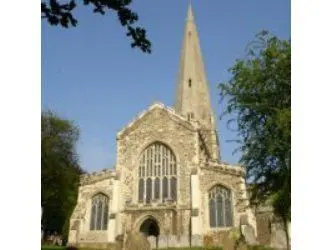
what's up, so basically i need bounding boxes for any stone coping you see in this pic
[80,168,118,185]
[116,102,200,139]
[202,161,246,177]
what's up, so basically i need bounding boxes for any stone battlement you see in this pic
[203,161,246,177]
[80,168,118,185]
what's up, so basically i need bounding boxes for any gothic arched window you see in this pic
[138,142,177,204]
[90,193,109,230]
[209,185,233,228]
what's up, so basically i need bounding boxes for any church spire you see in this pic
[175,3,221,161]
[187,1,194,21]
[175,3,215,130]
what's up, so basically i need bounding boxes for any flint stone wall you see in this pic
[68,173,117,245]
[199,166,248,233]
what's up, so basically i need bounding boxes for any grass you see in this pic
[155,247,223,250]
[41,245,276,250]
[247,246,276,250]
[41,246,66,250]
[41,246,223,250]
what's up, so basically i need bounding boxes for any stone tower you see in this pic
[175,4,221,161]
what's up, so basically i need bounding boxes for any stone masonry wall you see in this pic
[116,106,199,207]
[68,173,116,245]
[115,104,201,238]
[199,165,247,234]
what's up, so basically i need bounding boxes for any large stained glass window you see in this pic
[138,142,177,204]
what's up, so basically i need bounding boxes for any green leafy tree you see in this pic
[41,110,84,242]
[41,0,151,53]
[219,31,291,249]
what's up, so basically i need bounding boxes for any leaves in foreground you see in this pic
[219,30,291,220]
[41,0,151,53]
[42,110,84,239]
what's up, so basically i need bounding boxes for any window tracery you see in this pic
[90,193,109,230]
[138,142,177,204]
[208,185,233,227]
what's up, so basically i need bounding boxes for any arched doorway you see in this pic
[139,218,160,249]
[139,218,160,237]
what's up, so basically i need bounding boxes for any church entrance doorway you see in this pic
[139,218,160,237]
[140,218,160,249]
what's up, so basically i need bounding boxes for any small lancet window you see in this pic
[188,78,192,88]
[187,112,194,120]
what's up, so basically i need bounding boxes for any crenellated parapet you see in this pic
[80,168,119,186]
[202,161,246,177]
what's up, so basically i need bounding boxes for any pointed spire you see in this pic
[175,3,214,129]
[186,2,194,21]
[174,3,221,161]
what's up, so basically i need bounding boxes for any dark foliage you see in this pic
[219,31,290,248]
[41,0,151,53]
[41,111,84,240]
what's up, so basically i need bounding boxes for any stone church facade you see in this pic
[68,4,258,249]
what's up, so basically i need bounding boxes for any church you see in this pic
[68,4,258,249]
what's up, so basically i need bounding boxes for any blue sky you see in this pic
[42,0,290,172]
